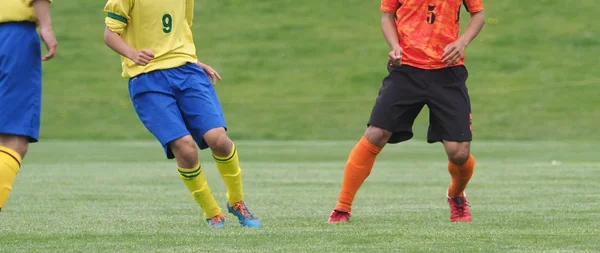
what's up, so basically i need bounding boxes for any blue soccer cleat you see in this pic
[227,201,261,228]
[206,213,225,229]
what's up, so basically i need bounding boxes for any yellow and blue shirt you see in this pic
[0,0,53,24]
[104,0,198,78]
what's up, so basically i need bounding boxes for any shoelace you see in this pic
[455,204,464,216]
[451,199,469,216]
[210,214,225,225]
[234,202,256,219]
[331,210,349,220]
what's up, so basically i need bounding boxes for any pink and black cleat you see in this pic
[447,194,472,223]
[328,209,351,224]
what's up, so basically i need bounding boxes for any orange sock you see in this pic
[335,136,382,212]
[448,154,475,198]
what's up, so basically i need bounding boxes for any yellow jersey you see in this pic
[104,0,198,78]
[0,0,53,24]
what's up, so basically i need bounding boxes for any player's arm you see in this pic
[103,27,154,66]
[382,12,402,66]
[442,3,486,65]
[458,10,485,49]
[31,0,57,60]
[183,0,220,84]
[103,0,153,66]
[380,0,402,66]
[197,61,222,86]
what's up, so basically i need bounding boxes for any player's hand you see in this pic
[388,47,403,66]
[39,25,57,61]
[131,49,154,66]
[442,40,467,66]
[197,62,222,86]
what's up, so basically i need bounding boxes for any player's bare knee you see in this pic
[204,128,232,156]
[364,126,392,148]
[0,134,29,158]
[8,143,28,158]
[210,135,233,157]
[447,148,470,166]
[170,136,198,166]
[16,145,28,158]
[444,141,470,165]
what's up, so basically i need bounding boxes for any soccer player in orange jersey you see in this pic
[328,0,486,223]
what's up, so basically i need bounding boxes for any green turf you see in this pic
[1,140,598,252]
[38,0,600,141]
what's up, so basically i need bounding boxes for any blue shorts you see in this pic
[0,22,42,142]
[129,63,227,159]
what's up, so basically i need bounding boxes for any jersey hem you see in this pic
[401,61,465,70]
[0,20,36,25]
[124,59,197,79]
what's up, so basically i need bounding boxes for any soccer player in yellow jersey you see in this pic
[103,0,260,228]
[0,0,57,212]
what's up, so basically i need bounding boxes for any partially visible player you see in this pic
[328,0,485,223]
[103,0,260,228]
[0,0,58,212]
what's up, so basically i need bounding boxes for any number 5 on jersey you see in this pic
[162,14,172,33]
[426,5,436,24]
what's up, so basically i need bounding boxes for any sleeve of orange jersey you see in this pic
[381,0,400,13]
[464,0,484,13]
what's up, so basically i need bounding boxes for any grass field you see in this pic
[3,0,600,252]
[1,140,598,252]
[39,0,600,141]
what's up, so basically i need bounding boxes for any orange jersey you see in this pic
[381,0,484,69]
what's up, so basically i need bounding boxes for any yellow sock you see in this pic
[178,163,221,219]
[0,146,22,210]
[213,143,243,205]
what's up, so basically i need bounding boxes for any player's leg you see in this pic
[203,128,260,228]
[426,65,475,222]
[174,63,260,228]
[128,71,224,228]
[0,135,28,211]
[443,140,474,222]
[444,141,474,198]
[0,22,42,212]
[329,65,426,224]
[328,126,388,224]
[204,129,242,208]
[169,135,224,228]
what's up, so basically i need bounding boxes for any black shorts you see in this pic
[368,64,472,144]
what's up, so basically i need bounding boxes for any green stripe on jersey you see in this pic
[107,12,128,24]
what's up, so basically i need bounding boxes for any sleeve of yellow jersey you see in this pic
[23,0,53,5]
[186,0,194,27]
[104,0,132,34]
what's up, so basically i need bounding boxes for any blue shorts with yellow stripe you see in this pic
[129,63,227,159]
[0,22,42,142]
